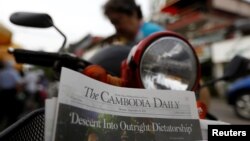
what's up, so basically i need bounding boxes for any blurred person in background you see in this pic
[103,0,164,46]
[0,60,23,129]
[23,68,47,111]
[86,0,165,77]
[0,23,22,71]
[0,23,24,130]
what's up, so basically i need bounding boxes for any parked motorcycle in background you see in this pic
[201,55,250,120]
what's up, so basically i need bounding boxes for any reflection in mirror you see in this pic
[140,37,198,91]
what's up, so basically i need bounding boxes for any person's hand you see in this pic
[82,65,125,86]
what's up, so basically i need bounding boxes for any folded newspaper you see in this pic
[46,68,206,141]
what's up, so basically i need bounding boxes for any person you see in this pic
[103,0,164,46]
[23,69,45,111]
[0,23,22,71]
[0,60,23,129]
[88,0,165,77]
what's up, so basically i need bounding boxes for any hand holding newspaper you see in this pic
[46,68,203,141]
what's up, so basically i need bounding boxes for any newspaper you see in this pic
[50,67,202,141]
[45,97,57,141]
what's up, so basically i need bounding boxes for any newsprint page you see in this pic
[51,68,202,141]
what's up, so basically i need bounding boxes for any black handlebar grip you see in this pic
[8,48,60,67]
[8,48,92,71]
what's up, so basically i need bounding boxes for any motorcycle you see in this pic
[0,12,207,140]
[7,12,201,91]
[201,55,250,120]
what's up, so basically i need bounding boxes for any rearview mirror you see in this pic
[10,12,54,28]
[126,32,200,91]
[10,11,67,52]
[223,55,250,81]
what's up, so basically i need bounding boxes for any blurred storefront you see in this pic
[154,0,250,60]
[151,0,250,96]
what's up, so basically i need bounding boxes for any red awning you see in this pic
[167,12,205,30]
[161,6,179,15]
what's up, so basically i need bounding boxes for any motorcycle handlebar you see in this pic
[8,48,91,71]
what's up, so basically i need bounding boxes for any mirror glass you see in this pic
[140,37,198,90]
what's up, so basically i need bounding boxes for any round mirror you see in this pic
[139,35,199,91]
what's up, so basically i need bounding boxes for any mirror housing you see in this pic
[200,55,250,88]
[223,55,250,81]
[9,12,67,52]
[124,31,200,91]
[10,12,53,28]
